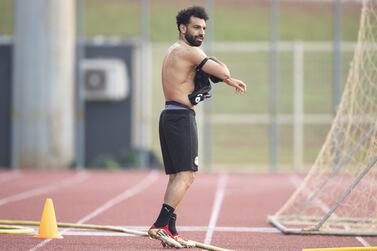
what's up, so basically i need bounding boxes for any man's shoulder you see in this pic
[165,41,207,68]
[171,41,203,55]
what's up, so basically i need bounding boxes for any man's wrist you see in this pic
[223,77,232,84]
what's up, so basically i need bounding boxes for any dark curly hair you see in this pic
[176,6,209,32]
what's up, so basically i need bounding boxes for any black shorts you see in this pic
[159,105,198,175]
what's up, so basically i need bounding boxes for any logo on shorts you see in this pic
[194,156,199,167]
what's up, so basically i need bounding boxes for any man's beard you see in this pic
[185,32,203,47]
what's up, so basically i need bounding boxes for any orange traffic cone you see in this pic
[34,198,63,239]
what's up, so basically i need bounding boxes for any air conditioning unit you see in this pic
[82,59,129,101]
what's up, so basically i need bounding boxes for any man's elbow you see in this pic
[220,69,231,80]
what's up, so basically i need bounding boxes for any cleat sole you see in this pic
[148,228,183,249]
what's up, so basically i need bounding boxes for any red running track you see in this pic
[0,170,376,251]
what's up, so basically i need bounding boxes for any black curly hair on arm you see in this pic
[176,6,209,32]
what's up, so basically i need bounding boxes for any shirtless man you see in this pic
[148,6,247,248]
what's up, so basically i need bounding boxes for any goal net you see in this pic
[269,0,377,236]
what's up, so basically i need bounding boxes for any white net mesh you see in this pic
[269,0,377,235]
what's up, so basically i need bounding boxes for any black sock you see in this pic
[154,203,175,227]
[168,213,178,235]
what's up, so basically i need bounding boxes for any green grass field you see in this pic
[84,0,360,42]
[1,0,361,42]
[0,0,362,171]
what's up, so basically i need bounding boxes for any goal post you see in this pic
[269,0,377,236]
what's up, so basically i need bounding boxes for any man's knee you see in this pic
[168,173,177,183]
[177,171,195,188]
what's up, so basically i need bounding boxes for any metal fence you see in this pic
[150,41,356,171]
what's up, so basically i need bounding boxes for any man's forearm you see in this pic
[223,77,233,85]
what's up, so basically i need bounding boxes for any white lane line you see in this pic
[204,173,228,245]
[76,170,159,225]
[62,231,136,237]
[26,225,279,237]
[109,225,278,233]
[0,171,20,184]
[0,172,89,207]
[29,171,160,251]
[356,236,371,247]
[289,174,370,247]
[56,226,280,237]
[132,225,279,233]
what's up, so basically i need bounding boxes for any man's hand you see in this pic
[224,77,247,94]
